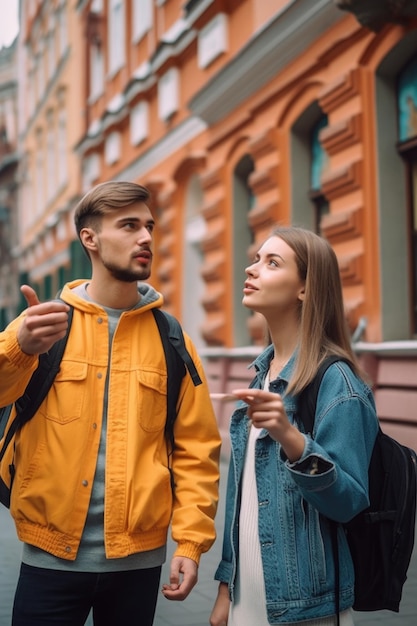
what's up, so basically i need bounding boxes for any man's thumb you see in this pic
[20,284,40,308]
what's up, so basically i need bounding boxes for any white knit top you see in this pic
[227,373,355,626]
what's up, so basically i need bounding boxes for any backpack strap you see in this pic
[297,356,347,435]
[151,308,202,458]
[297,355,351,626]
[0,302,74,465]
[153,309,202,387]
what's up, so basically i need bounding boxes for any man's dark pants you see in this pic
[12,563,162,626]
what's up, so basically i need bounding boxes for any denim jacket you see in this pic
[215,345,379,624]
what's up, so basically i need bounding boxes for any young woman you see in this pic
[210,226,379,626]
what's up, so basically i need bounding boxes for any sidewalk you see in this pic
[1,457,416,625]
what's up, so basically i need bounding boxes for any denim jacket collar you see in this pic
[249,344,296,387]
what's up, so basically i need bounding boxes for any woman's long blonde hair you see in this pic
[270,226,362,395]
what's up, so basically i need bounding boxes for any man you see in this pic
[0,181,221,626]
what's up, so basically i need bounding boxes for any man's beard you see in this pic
[103,260,151,283]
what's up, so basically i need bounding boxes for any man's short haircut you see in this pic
[74,181,150,239]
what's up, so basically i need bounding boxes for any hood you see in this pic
[59,279,164,314]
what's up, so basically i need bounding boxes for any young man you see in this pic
[0,181,222,626]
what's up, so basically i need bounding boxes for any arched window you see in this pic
[291,103,328,232]
[375,35,414,340]
[182,175,206,347]
[309,115,329,233]
[232,155,254,346]
[397,55,417,335]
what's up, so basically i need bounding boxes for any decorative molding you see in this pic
[156,257,175,282]
[200,166,224,192]
[321,205,363,242]
[200,254,225,282]
[111,116,207,181]
[151,29,196,73]
[339,251,364,285]
[321,160,362,200]
[200,285,226,311]
[318,68,361,113]
[201,313,227,345]
[320,113,362,155]
[200,223,226,253]
[158,207,178,236]
[344,296,364,328]
[247,201,279,231]
[248,128,279,159]
[201,198,224,220]
[248,166,279,196]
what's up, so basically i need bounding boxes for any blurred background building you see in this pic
[1,0,417,449]
[0,38,18,330]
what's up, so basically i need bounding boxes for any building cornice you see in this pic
[113,116,207,181]
[188,0,343,124]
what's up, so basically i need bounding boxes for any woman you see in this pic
[210,226,379,626]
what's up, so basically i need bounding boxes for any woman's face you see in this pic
[243,236,305,315]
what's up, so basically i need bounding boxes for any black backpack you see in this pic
[298,356,417,616]
[0,304,202,508]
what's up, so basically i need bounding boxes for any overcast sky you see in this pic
[0,0,19,49]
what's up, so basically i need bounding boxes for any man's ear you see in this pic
[80,228,97,253]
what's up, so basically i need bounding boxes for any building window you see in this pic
[397,56,417,335]
[37,50,45,101]
[158,68,179,121]
[232,155,254,347]
[198,14,228,69]
[35,130,45,220]
[309,115,329,233]
[57,108,67,187]
[398,57,417,142]
[57,5,68,59]
[130,101,149,145]
[108,0,125,76]
[47,31,56,80]
[46,111,56,202]
[90,43,104,101]
[104,131,121,165]
[182,175,206,348]
[291,104,328,233]
[91,0,103,11]
[82,153,101,192]
[132,0,152,42]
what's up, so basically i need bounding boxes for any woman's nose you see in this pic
[245,263,257,276]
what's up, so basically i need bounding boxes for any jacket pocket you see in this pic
[136,369,167,432]
[39,361,87,424]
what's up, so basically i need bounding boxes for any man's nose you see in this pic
[138,227,152,243]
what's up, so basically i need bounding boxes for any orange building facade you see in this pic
[6,0,417,449]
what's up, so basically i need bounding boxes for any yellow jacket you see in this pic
[0,281,221,564]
